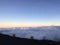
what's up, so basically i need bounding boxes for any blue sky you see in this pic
[0,0,60,27]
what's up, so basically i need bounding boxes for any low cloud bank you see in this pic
[0,26,60,41]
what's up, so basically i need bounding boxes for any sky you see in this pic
[0,0,60,28]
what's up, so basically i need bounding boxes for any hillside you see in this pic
[0,34,60,45]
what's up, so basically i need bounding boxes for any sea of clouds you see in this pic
[0,26,60,41]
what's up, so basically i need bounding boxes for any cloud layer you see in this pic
[0,26,60,41]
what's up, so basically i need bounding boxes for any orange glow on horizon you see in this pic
[0,23,60,28]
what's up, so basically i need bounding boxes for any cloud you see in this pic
[0,26,60,41]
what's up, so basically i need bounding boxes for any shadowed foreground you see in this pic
[0,34,60,45]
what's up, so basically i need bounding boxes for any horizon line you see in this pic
[0,25,60,28]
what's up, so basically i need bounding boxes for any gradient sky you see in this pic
[0,0,60,27]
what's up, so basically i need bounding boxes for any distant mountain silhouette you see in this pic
[0,33,60,45]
